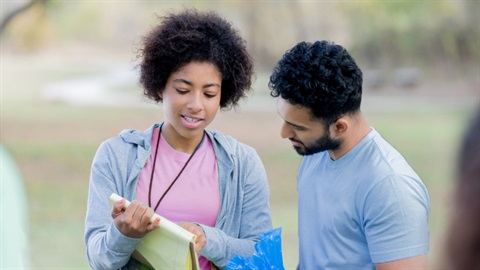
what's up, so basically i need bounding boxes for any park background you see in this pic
[1,0,479,268]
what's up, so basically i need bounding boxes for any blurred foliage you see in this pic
[2,1,478,72]
[2,0,54,51]
[342,1,479,70]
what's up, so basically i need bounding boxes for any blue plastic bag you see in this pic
[226,227,284,270]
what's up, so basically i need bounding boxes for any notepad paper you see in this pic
[109,193,200,270]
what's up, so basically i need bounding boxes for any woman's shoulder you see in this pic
[99,124,158,152]
[207,129,257,156]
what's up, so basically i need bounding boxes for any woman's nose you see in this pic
[187,93,203,112]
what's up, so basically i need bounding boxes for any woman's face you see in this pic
[160,61,222,148]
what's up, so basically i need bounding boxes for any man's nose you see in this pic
[280,122,293,139]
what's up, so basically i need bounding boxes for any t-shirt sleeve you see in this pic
[363,173,430,263]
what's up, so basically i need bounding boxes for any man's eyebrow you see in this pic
[173,79,220,88]
[285,120,305,129]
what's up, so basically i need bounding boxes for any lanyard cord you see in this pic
[148,126,205,212]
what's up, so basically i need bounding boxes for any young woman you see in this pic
[84,9,272,270]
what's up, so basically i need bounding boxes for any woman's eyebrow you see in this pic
[173,79,220,88]
[173,78,193,86]
[203,83,221,88]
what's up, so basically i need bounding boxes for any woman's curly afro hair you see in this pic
[269,40,363,125]
[139,9,253,109]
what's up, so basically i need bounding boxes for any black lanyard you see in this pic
[148,126,205,212]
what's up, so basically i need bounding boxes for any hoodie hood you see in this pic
[118,123,238,172]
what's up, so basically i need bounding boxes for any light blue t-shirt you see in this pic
[298,129,430,270]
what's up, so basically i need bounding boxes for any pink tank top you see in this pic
[136,128,220,270]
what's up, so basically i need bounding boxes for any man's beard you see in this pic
[292,132,341,156]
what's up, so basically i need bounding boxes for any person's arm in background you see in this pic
[1,145,31,269]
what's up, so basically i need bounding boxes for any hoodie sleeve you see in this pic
[84,140,140,269]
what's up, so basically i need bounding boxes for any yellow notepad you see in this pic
[109,193,200,270]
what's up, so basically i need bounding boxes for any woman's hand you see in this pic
[111,199,160,238]
[178,222,207,251]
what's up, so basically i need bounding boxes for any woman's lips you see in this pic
[181,115,203,128]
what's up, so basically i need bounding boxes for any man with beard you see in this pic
[269,40,430,270]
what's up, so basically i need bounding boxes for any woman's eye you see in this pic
[176,89,188,94]
[205,93,217,98]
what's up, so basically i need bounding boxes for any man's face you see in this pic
[276,98,341,156]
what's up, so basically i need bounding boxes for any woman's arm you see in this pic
[198,147,273,268]
[84,142,141,269]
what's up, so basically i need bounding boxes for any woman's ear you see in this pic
[157,90,163,99]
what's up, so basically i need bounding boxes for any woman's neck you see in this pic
[160,124,204,154]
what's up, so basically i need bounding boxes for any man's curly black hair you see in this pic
[269,40,363,126]
[138,9,253,109]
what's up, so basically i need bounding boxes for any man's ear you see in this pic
[332,117,349,136]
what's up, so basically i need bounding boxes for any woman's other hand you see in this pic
[178,222,207,251]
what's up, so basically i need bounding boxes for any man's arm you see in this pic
[375,255,427,270]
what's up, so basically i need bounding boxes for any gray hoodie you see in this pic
[84,123,272,269]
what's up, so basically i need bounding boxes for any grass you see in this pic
[2,103,473,269]
[1,54,478,269]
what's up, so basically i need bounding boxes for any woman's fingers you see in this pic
[113,200,159,238]
[111,199,126,219]
[143,207,160,231]
[146,216,161,232]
